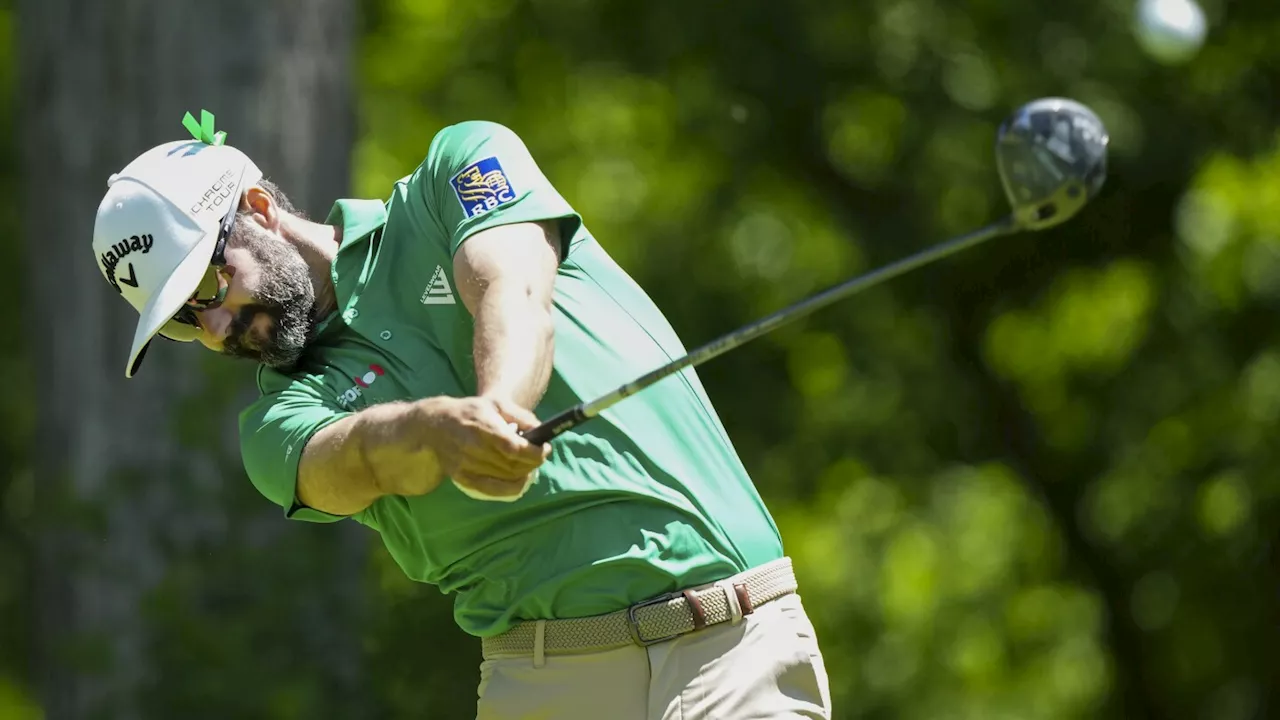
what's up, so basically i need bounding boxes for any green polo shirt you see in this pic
[237,121,784,638]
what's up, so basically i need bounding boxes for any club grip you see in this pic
[521,405,589,445]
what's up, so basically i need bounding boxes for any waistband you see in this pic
[481,557,798,660]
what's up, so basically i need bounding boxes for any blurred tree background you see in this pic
[2,0,1278,717]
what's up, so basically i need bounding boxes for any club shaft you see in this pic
[521,217,1018,444]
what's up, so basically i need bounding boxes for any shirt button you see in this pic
[344,308,359,321]
[380,330,393,340]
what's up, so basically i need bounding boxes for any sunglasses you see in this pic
[157,196,238,341]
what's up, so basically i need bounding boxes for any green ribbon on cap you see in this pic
[181,109,227,146]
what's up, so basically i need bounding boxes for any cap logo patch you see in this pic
[101,234,154,294]
[450,156,517,219]
[190,169,237,216]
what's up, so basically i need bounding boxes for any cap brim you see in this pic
[124,229,219,378]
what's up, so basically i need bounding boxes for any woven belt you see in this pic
[481,557,797,659]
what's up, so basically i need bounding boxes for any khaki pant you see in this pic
[475,593,831,719]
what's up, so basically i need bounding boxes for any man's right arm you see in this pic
[295,401,440,516]
[293,396,550,517]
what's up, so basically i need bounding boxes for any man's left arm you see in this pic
[415,121,583,412]
[453,219,562,410]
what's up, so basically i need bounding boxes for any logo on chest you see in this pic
[336,364,385,408]
[421,265,457,305]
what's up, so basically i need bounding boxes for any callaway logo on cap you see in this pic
[92,110,263,378]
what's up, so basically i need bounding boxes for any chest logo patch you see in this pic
[421,265,457,305]
[337,364,385,408]
[450,156,517,219]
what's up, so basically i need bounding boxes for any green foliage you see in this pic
[6,0,1280,717]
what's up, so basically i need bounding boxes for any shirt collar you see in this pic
[325,198,388,258]
[314,198,388,337]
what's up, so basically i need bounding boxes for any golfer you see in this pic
[91,111,831,719]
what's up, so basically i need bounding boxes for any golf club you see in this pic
[520,97,1110,445]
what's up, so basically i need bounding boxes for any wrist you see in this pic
[475,388,517,409]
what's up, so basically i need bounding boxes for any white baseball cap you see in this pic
[93,111,263,378]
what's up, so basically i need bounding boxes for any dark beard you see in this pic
[221,302,314,369]
[220,223,318,370]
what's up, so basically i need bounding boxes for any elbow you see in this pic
[362,401,446,497]
[497,281,556,337]
[521,280,556,331]
[529,298,556,357]
[511,277,554,314]
[531,294,555,341]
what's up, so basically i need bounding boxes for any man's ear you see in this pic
[241,185,278,230]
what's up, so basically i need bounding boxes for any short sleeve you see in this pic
[419,121,583,258]
[238,371,353,524]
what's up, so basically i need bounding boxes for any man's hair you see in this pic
[258,178,300,217]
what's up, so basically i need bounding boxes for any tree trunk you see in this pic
[19,1,368,718]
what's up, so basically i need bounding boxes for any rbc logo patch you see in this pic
[451,156,517,218]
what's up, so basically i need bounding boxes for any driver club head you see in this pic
[995,97,1110,231]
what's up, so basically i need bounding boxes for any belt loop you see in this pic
[734,582,755,616]
[715,580,744,625]
[533,620,547,668]
[682,589,709,630]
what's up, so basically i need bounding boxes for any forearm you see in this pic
[296,401,443,515]
[472,281,555,409]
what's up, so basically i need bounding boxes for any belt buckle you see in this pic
[626,592,685,647]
